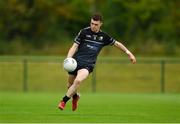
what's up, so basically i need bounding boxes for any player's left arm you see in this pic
[113,41,136,64]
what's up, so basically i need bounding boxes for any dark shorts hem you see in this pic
[68,64,94,76]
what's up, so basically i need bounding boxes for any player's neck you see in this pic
[91,29,100,33]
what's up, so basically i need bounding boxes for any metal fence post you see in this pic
[92,67,96,92]
[23,59,28,92]
[161,60,165,93]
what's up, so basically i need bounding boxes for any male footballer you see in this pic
[58,14,136,111]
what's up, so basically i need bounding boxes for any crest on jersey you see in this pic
[99,36,103,41]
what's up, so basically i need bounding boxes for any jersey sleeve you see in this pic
[104,34,116,46]
[74,29,84,45]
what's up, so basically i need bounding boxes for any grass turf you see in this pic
[0,92,180,123]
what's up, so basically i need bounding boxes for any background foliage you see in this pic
[0,0,179,56]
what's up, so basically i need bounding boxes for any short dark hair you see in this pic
[91,14,103,22]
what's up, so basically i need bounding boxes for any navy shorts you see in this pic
[68,61,95,76]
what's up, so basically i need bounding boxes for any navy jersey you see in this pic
[73,27,115,64]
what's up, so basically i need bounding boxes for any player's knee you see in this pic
[74,78,81,86]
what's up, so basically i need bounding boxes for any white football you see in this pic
[63,58,77,72]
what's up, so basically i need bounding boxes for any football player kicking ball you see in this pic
[58,14,136,111]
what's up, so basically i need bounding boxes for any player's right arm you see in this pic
[67,43,79,58]
[67,29,84,58]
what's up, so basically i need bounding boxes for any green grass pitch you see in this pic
[0,92,180,123]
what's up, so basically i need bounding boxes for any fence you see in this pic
[0,56,180,93]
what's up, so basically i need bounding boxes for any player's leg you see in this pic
[68,69,89,111]
[58,75,75,110]
[67,74,79,102]
[67,74,76,89]
[58,69,89,110]
[66,69,89,97]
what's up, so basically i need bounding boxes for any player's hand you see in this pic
[129,54,136,64]
[126,51,136,64]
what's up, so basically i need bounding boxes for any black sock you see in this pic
[73,93,78,99]
[62,95,70,103]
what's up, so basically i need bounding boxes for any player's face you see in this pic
[90,19,102,33]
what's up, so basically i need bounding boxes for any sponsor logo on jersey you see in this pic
[86,44,98,51]
[86,35,91,38]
